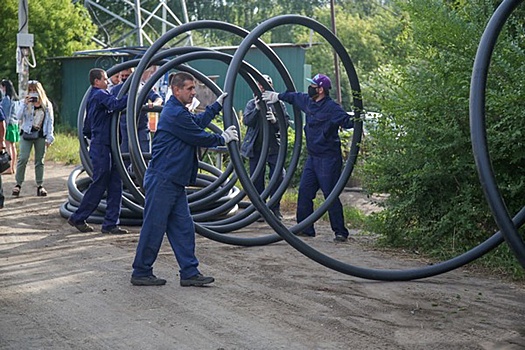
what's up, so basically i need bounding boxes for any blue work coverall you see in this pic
[240,98,289,212]
[111,83,161,165]
[279,91,353,238]
[70,87,128,230]
[132,96,225,280]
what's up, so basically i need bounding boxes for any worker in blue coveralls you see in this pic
[263,73,354,243]
[241,74,290,220]
[111,67,163,171]
[130,71,238,287]
[68,68,129,234]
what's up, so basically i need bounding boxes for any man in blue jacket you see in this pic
[241,74,289,220]
[263,73,353,242]
[68,68,129,234]
[131,72,237,287]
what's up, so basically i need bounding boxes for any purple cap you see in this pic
[306,74,332,90]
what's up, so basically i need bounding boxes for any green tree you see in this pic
[0,0,97,122]
[293,2,407,110]
[362,0,525,274]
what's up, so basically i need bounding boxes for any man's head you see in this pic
[169,72,196,106]
[109,74,120,86]
[306,73,331,100]
[119,68,134,83]
[257,74,273,93]
[89,68,108,90]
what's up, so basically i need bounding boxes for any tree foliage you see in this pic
[0,0,97,122]
[362,0,525,272]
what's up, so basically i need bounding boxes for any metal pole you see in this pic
[134,0,143,46]
[17,0,31,98]
[330,0,342,104]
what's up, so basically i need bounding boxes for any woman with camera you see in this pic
[12,80,55,197]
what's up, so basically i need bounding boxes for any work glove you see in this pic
[266,110,277,124]
[216,92,228,107]
[262,91,279,104]
[221,125,239,144]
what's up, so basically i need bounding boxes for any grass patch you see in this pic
[47,131,81,165]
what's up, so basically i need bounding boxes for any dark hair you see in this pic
[169,72,195,88]
[1,79,19,100]
[89,68,105,86]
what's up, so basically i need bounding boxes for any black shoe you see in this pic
[12,185,20,197]
[334,234,348,243]
[37,186,47,197]
[131,275,167,286]
[68,218,94,233]
[180,273,214,287]
[294,231,315,238]
[101,226,129,234]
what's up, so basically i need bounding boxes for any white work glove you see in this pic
[266,110,277,124]
[254,96,261,110]
[216,92,228,107]
[221,125,239,144]
[262,91,279,104]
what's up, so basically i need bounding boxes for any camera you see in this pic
[28,92,39,103]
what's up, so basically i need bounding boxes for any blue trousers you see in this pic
[296,155,349,238]
[132,170,200,280]
[70,143,123,230]
[249,152,284,211]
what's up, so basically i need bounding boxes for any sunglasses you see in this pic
[28,80,39,85]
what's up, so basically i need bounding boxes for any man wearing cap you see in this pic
[241,74,290,220]
[262,73,353,242]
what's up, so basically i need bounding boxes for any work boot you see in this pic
[68,217,94,233]
[130,275,167,286]
[180,273,214,287]
[101,226,129,234]
[333,234,348,243]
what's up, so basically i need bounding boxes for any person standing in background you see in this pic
[112,67,163,171]
[0,105,7,208]
[241,74,289,220]
[12,80,55,197]
[1,79,20,175]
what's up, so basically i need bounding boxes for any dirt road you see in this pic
[1,162,524,350]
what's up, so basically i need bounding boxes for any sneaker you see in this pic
[130,275,167,286]
[334,234,348,243]
[180,273,215,287]
[68,218,94,233]
[101,226,129,234]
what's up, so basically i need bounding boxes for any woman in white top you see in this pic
[12,80,55,197]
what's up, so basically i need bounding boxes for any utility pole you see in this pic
[17,0,34,98]
[330,0,342,104]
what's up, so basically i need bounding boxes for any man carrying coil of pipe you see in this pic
[241,74,290,221]
[68,68,129,235]
[130,72,238,287]
[263,73,353,243]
